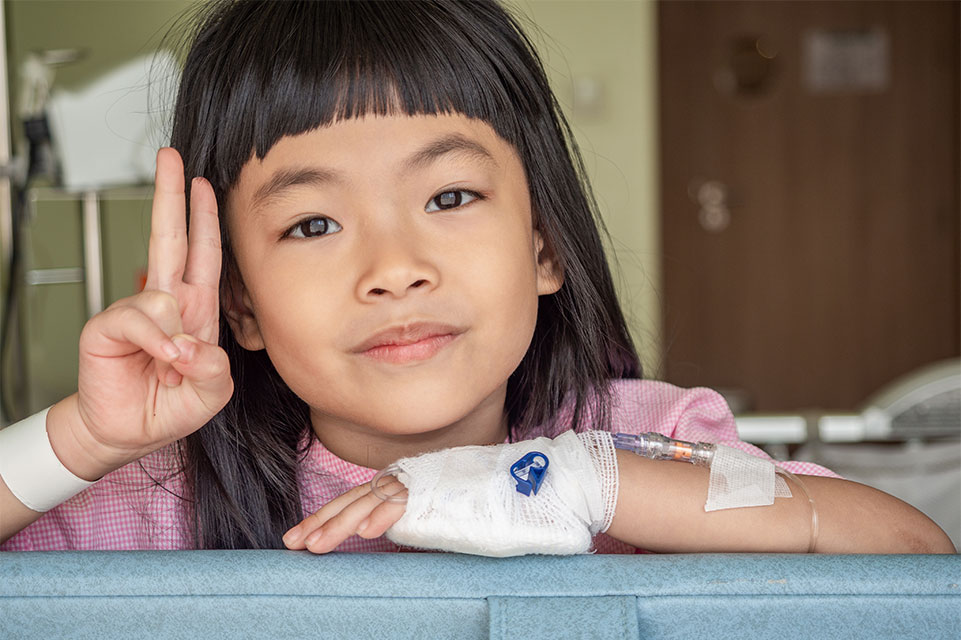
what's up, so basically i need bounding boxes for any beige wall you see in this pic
[516,0,662,375]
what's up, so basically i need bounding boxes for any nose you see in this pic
[355,227,440,301]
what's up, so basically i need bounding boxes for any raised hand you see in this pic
[51,148,234,480]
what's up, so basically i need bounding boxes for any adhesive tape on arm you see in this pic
[0,407,98,512]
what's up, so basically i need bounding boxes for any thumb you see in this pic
[169,334,234,410]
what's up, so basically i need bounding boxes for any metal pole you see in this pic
[81,190,103,317]
[0,1,14,426]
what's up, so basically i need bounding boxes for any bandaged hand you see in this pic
[383,430,619,557]
[283,430,618,556]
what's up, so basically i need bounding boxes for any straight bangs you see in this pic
[173,0,547,198]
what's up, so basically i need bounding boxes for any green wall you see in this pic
[3,0,194,416]
[6,0,193,100]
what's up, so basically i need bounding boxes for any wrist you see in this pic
[0,403,99,512]
[47,394,129,481]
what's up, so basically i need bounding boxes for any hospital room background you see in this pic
[0,0,957,548]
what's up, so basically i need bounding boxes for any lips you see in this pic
[353,322,465,362]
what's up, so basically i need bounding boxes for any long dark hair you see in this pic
[167,0,641,549]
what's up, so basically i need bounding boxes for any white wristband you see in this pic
[0,407,98,512]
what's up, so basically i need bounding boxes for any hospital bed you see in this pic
[1,551,958,639]
[736,358,961,549]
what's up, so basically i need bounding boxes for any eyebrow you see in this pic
[249,133,498,211]
[250,166,340,211]
[401,133,498,174]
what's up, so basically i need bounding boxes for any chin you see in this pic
[360,394,486,436]
[366,410,468,437]
[302,373,508,439]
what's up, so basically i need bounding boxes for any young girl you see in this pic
[0,0,953,555]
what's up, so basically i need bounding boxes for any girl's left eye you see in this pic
[425,189,481,212]
[282,216,343,240]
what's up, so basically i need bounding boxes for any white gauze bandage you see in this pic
[384,430,619,557]
[704,444,792,512]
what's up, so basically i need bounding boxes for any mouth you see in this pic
[354,322,465,364]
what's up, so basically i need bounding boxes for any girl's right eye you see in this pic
[282,216,342,240]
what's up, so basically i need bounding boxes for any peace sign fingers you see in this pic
[143,148,223,344]
[146,148,188,292]
[183,175,222,291]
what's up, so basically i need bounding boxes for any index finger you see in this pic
[146,148,188,291]
[283,479,406,550]
[301,482,407,553]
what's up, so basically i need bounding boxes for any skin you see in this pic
[2,114,954,555]
[224,114,563,471]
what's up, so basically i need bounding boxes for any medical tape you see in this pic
[0,407,98,512]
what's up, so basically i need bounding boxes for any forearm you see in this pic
[605,450,956,554]
[0,475,44,544]
[1,396,109,545]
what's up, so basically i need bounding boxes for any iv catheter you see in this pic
[370,431,819,552]
[611,432,819,552]
[612,432,716,466]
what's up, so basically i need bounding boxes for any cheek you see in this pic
[254,293,346,410]
[469,228,541,365]
[244,254,345,356]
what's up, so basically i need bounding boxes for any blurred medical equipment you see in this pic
[736,358,961,549]
[46,52,173,191]
[0,49,177,423]
[1,47,84,422]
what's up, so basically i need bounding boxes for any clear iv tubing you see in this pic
[371,464,407,503]
[775,465,820,553]
[613,432,820,553]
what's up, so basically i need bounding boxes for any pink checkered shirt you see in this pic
[2,380,837,552]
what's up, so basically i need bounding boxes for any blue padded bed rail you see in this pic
[1,551,959,639]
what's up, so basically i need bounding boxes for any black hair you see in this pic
[167,0,641,549]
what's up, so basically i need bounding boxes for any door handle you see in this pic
[688,178,731,232]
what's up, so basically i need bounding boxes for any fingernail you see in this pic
[171,336,195,362]
[305,529,324,547]
[164,370,183,387]
[162,341,181,361]
[282,527,299,546]
[356,519,369,535]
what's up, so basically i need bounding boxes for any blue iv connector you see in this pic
[510,452,549,496]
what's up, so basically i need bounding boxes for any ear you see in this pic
[223,275,266,351]
[534,229,564,295]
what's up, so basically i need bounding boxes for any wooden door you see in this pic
[659,1,960,412]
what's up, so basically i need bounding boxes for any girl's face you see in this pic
[224,114,562,466]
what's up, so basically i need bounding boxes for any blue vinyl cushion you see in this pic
[1,552,959,639]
